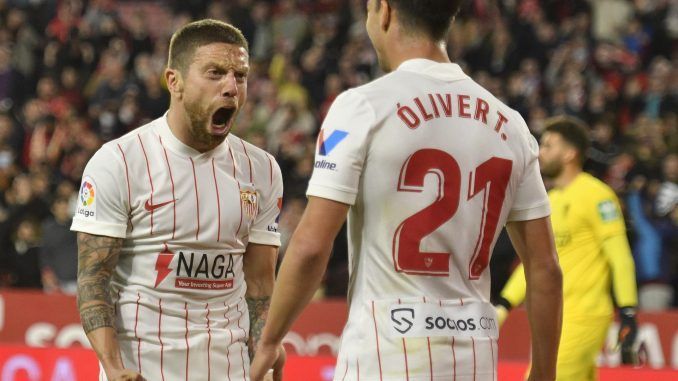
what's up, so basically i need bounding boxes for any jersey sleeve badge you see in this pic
[597,200,620,222]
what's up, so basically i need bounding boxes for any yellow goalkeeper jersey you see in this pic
[502,172,637,318]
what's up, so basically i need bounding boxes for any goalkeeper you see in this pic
[496,116,639,381]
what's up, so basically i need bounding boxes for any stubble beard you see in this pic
[540,160,563,179]
[184,98,228,151]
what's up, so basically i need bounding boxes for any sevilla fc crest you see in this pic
[240,190,258,218]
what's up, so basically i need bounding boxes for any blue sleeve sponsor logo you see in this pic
[317,129,349,156]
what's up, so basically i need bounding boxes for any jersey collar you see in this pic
[156,112,230,159]
[396,58,468,81]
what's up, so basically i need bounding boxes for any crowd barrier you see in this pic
[1,290,676,380]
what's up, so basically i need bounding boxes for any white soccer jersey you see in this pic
[307,59,550,381]
[71,115,283,381]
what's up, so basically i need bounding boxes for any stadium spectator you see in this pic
[0,0,674,308]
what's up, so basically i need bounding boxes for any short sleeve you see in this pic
[306,90,374,205]
[70,145,129,238]
[507,131,551,221]
[249,155,283,247]
[588,190,626,241]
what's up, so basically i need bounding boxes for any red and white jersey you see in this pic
[71,115,283,381]
[307,59,550,381]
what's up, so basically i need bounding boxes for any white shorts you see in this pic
[99,290,250,381]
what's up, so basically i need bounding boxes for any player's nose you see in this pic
[220,72,238,98]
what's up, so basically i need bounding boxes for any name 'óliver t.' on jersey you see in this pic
[307,59,550,381]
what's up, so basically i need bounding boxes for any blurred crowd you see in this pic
[0,0,675,308]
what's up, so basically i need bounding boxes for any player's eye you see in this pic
[206,69,222,78]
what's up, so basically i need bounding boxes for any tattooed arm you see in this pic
[242,243,279,361]
[77,232,143,381]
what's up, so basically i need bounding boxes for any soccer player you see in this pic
[496,116,639,380]
[251,1,562,380]
[71,20,285,381]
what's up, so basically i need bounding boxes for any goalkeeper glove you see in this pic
[618,306,639,365]
[494,296,512,327]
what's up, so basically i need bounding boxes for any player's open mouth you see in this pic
[211,107,236,131]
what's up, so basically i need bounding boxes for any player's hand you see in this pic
[494,296,512,328]
[108,369,146,381]
[618,306,639,365]
[495,305,509,327]
[250,342,286,381]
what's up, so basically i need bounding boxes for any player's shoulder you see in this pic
[227,134,277,169]
[575,172,616,198]
[100,117,160,152]
[90,118,161,166]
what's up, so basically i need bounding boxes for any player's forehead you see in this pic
[191,42,249,71]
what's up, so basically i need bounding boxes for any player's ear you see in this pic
[563,146,578,164]
[165,67,184,98]
[379,0,391,32]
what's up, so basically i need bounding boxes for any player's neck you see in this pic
[386,37,450,70]
[554,166,582,189]
[166,106,219,153]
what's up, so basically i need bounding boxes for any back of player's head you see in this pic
[168,19,248,73]
[544,115,590,164]
[379,0,463,40]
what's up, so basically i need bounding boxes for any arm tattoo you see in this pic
[246,296,271,361]
[76,233,122,334]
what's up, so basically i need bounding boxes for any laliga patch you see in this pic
[389,302,498,339]
[597,200,619,222]
[76,176,96,219]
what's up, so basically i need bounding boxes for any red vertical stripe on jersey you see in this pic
[489,338,495,381]
[398,298,410,380]
[116,144,133,231]
[205,303,212,381]
[159,136,177,239]
[370,300,384,380]
[134,293,141,374]
[189,158,200,240]
[423,296,433,380]
[223,302,232,381]
[267,155,273,185]
[184,302,190,381]
[158,299,165,381]
[452,337,456,381]
[138,135,155,235]
[471,337,477,381]
[236,301,246,380]
[227,147,243,240]
[238,138,253,183]
[341,360,348,381]
[211,159,222,242]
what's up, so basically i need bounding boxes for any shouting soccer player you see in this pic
[72,20,285,381]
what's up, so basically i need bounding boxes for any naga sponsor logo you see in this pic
[314,159,337,171]
[391,308,415,334]
[317,129,348,156]
[154,245,236,290]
